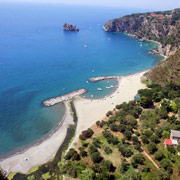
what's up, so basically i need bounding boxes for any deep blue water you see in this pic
[0,4,162,157]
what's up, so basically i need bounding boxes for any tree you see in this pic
[120,158,129,172]
[65,148,81,161]
[0,170,5,180]
[101,160,116,172]
[79,128,94,140]
[118,144,133,157]
[154,150,165,161]
[79,169,96,180]
[167,146,176,154]
[161,159,173,174]
[79,147,88,158]
[90,152,103,163]
[158,168,170,180]
[141,135,149,144]
[124,130,132,140]
[139,96,153,108]
[150,134,159,143]
[147,142,157,154]
[131,153,145,168]
[110,123,119,132]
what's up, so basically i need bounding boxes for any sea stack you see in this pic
[63,23,79,31]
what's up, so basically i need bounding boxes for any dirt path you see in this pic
[143,150,160,169]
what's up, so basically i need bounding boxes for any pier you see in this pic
[43,89,87,107]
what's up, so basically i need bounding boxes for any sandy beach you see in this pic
[0,71,146,175]
[0,101,74,175]
[69,71,146,149]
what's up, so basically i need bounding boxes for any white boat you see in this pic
[92,70,95,73]
[106,86,111,89]
[84,44,88,48]
[140,43,143,47]
[110,85,114,88]
[91,95,94,97]
[97,88,103,91]
[86,80,89,83]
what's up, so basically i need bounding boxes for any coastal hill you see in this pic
[63,23,79,31]
[103,8,180,56]
[145,50,180,86]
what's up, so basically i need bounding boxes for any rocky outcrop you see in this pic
[63,23,79,31]
[103,9,180,57]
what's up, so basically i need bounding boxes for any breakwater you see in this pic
[89,76,118,82]
[43,89,87,107]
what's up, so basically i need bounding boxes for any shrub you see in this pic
[120,158,129,172]
[104,146,113,154]
[106,111,113,117]
[79,128,94,140]
[92,138,101,148]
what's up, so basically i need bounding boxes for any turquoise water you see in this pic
[0,4,162,157]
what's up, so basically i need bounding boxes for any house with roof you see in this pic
[164,130,180,148]
[170,130,180,141]
[164,138,178,148]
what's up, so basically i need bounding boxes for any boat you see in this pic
[110,85,114,88]
[92,70,95,73]
[91,95,94,97]
[84,44,88,48]
[106,86,111,89]
[86,80,89,83]
[97,88,103,91]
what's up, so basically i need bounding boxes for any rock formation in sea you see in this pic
[63,23,79,31]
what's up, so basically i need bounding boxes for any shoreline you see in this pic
[68,71,147,150]
[0,33,164,176]
[0,70,147,175]
[0,101,74,175]
[126,33,167,60]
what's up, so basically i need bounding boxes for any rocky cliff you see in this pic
[103,9,180,56]
[63,23,79,31]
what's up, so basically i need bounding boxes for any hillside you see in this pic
[145,50,180,86]
[103,8,180,56]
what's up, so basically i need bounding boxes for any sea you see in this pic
[0,3,163,157]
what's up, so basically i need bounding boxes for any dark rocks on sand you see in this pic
[63,23,79,31]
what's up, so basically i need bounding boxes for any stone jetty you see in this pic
[43,89,87,107]
[89,76,118,82]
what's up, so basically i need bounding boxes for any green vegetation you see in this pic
[61,81,180,180]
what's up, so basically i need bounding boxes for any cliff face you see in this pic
[103,9,180,56]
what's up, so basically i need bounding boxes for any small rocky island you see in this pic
[63,23,79,31]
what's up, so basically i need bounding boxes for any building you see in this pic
[164,138,178,148]
[170,130,180,141]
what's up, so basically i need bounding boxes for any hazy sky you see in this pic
[1,0,180,10]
